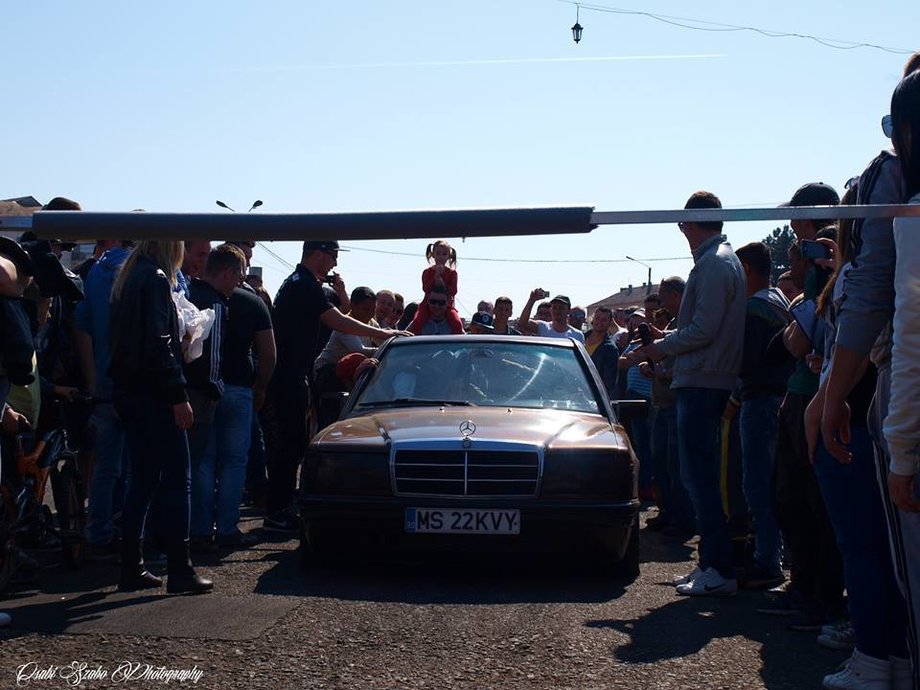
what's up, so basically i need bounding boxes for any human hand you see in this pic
[638,362,654,379]
[331,272,346,293]
[529,288,546,302]
[806,353,824,375]
[722,400,739,422]
[814,238,838,270]
[821,395,852,463]
[1,406,30,434]
[888,473,920,512]
[355,357,378,377]
[173,401,194,430]
[54,385,80,402]
[385,329,414,339]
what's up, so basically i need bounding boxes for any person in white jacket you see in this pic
[883,68,920,690]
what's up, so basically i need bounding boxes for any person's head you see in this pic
[568,306,586,331]
[535,301,552,321]
[392,293,405,325]
[494,296,513,324]
[787,242,807,289]
[892,70,920,201]
[477,299,494,315]
[42,197,81,211]
[776,271,798,302]
[426,240,457,268]
[245,273,263,290]
[227,240,254,266]
[652,308,672,330]
[735,241,771,295]
[657,276,685,316]
[642,293,661,313]
[349,286,377,323]
[427,286,449,319]
[467,311,495,334]
[182,240,211,278]
[627,308,647,330]
[94,239,117,256]
[301,240,341,278]
[112,240,184,300]
[549,295,571,327]
[204,244,247,296]
[591,306,613,334]
[612,308,627,328]
[679,191,723,249]
[784,182,840,241]
[375,289,396,323]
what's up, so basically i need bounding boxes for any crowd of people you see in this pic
[1,53,919,690]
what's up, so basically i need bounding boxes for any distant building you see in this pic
[587,282,655,316]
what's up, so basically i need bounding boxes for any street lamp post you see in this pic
[216,199,263,213]
[625,256,652,295]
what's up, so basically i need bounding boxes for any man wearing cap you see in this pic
[518,289,585,343]
[266,240,410,533]
[625,191,746,597]
[467,311,495,335]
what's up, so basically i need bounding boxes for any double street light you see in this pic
[216,199,263,213]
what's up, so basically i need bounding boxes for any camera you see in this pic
[321,273,338,285]
[537,289,549,299]
[801,239,831,262]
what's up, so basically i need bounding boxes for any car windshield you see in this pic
[354,341,601,415]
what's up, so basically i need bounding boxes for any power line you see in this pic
[559,1,915,55]
[340,244,689,263]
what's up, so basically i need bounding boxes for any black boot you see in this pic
[118,539,163,592]
[166,540,213,595]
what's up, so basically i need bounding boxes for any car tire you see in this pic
[599,514,640,581]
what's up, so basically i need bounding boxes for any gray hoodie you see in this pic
[656,233,747,391]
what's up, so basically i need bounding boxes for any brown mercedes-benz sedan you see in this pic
[298,335,640,576]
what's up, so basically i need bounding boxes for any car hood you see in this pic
[313,407,629,452]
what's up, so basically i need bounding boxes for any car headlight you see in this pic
[540,449,637,500]
[302,450,391,496]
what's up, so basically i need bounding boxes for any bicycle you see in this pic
[0,395,91,591]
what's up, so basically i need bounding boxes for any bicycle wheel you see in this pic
[51,460,86,568]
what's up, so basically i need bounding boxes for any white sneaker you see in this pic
[675,567,737,597]
[823,650,891,690]
[671,566,703,587]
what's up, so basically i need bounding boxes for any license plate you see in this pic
[404,508,520,535]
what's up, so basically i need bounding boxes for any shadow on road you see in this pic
[587,594,846,689]
[254,547,630,605]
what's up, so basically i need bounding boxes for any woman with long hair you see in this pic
[109,239,212,594]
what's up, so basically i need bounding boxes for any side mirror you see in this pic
[612,399,647,425]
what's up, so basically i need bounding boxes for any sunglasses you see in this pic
[428,298,447,306]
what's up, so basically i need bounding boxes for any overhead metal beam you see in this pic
[2,203,919,242]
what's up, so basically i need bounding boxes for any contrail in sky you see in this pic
[230,53,724,73]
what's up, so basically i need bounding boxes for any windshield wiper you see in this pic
[357,398,474,408]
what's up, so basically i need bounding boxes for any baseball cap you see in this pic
[303,240,347,254]
[469,311,495,331]
[550,295,571,308]
[0,237,36,276]
[19,230,77,251]
[335,352,368,385]
[782,182,840,208]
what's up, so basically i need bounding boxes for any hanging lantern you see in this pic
[571,5,583,44]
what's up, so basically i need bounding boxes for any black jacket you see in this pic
[109,256,188,404]
[0,297,35,386]
[183,278,227,400]
[589,333,619,399]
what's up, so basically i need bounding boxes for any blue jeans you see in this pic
[85,403,129,545]
[814,427,908,660]
[651,405,694,525]
[676,387,734,578]
[191,385,253,537]
[114,388,191,542]
[739,395,783,574]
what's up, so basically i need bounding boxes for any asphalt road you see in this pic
[0,508,846,690]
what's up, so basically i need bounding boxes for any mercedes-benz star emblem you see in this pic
[459,420,476,437]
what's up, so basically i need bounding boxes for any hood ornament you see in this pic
[459,420,476,438]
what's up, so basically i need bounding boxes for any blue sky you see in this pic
[4,1,916,314]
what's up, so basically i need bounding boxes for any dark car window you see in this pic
[354,342,601,414]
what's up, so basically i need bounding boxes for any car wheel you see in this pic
[599,515,640,581]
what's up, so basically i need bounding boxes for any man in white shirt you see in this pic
[518,290,585,343]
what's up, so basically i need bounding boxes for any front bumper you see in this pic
[299,495,639,558]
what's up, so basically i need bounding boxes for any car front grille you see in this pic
[393,448,540,497]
